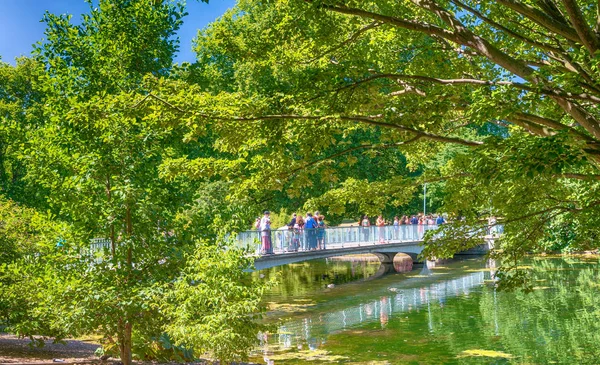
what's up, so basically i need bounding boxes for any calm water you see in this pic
[250,255,600,364]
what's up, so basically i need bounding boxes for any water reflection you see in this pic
[255,256,600,364]
[256,255,415,298]
[260,269,488,357]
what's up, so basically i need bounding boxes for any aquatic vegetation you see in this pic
[457,349,514,359]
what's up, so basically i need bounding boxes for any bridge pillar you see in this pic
[374,252,415,273]
[375,252,396,264]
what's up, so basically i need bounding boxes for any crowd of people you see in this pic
[255,210,328,255]
[254,211,446,255]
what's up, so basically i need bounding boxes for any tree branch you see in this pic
[550,97,600,140]
[506,116,556,136]
[304,21,382,64]
[559,173,600,180]
[450,0,562,54]
[496,0,580,42]
[513,112,597,143]
[407,0,537,80]
[227,114,483,146]
[313,2,460,42]
[283,135,423,178]
[336,73,600,105]
[313,1,600,137]
[561,0,600,53]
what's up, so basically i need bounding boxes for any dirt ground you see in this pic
[0,334,260,365]
[0,334,99,364]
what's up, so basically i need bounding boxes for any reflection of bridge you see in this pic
[262,268,490,352]
[236,225,499,270]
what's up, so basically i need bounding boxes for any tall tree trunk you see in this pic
[119,203,134,365]
[106,174,116,256]
[118,319,133,365]
[125,204,133,266]
[0,145,5,186]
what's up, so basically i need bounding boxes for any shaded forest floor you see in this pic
[0,334,99,364]
[0,334,260,365]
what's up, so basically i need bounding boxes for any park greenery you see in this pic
[2,0,600,363]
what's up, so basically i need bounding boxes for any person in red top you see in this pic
[259,210,272,254]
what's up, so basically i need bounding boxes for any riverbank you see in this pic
[0,334,260,365]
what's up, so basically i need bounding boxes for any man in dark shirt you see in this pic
[288,213,297,228]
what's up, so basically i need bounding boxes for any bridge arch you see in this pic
[372,252,415,273]
[253,242,426,271]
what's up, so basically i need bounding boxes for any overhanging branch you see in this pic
[227,114,484,146]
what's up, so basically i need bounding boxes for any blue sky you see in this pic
[0,0,236,65]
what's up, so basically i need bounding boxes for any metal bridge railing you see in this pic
[235,224,441,255]
[88,224,503,257]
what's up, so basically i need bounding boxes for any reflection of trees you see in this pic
[257,258,600,363]
[422,290,498,363]
[255,260,380,299]
[413,258,600,364]
[477,258,600,364]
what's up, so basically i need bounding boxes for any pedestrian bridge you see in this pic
[235,225,500,270]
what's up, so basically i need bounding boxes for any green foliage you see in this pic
[0,58,48,207]
[0,1,273,363]
[0,198,74,338]
[7,0,600,361]
[182,0,600,279]
[165,240,275,363]
[479,258,600,363]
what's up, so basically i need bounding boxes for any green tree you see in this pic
[0,58,48,207]
[0,198,75,339]
[164,0,600,279]
[1,1,272,363]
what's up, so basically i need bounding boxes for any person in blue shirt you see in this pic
[436,215,445,225]
[304,212,318,250]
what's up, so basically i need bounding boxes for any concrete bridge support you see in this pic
[373,252,416,273]
[374,252,419,264]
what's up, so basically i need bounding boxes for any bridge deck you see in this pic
[253,240,427,270]
[239,224,500,270]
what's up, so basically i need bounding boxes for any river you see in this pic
[250,254,600,364]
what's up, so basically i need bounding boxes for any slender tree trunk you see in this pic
[106,174,116,256]
[125,204,133,266]
[118,319,133,365]
[0,144,6,186]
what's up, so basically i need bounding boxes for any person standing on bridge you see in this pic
[287,213,297,228]
[361,215,370,242]
[409,215,418,240]
[376,215,386,244]
[254,216,261,242]
[317,215,327,250]
[286,213,297,252]
[436,214,445,225]
[296,214,305,250]
[304,212,318,250]
[393,216,399,240]
[290,220,301,252]
[260,210,273,255]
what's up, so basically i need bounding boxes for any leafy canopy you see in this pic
[167,0,600,282]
